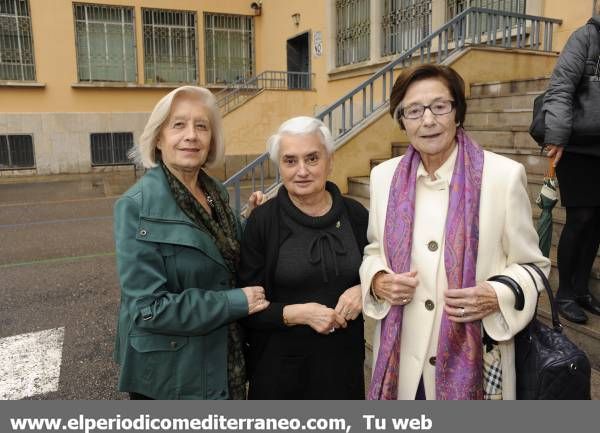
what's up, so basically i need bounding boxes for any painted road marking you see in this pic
[0,327,65,400]
[0,252,115,269]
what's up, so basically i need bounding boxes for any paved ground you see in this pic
[0,180,126,400]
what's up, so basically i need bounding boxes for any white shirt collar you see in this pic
[416,144,459,184]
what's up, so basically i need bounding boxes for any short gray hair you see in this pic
[267,116,334,163]
[130,86,224,169]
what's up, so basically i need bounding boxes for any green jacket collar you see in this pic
[136,166,228,269]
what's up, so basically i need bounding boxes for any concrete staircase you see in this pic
[349,76,600,397]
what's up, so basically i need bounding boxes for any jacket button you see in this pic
[427,241,438,252]
[429,356,436,366]
[425,300,434,310]
[139,229,147,236]
[170,341,178,349]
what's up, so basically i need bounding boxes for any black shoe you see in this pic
[576,294,600,316]
[556,298,588,324]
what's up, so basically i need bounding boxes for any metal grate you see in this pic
[447,0,526,18]
[90,132,133,166]
[381,0,432,57]
[0,134,34,168]
[74,3,136,82]
[447,1,526,40]
[0,0,35,80]
[143,8,197,84]
[204,13,254,84]
[336,0,370,67]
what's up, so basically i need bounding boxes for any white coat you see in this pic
[360,148,551,400]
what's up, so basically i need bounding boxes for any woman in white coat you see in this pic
[361,64,550,400]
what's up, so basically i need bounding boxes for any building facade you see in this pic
[0,0,596,177]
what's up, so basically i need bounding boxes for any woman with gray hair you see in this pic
[113,86,268,400]
[238,116,368,399]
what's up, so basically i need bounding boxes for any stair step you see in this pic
[467,92,541,112]
[470,76,549,98]
[464,110,534,129]
[346,177,370,200]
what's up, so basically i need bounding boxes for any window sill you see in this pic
[0,81,46,88]
[328,58,393,81]
[72,82,196,89]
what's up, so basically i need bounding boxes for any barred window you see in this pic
[204,13,254,84]
[74,3,136,82]
[0,134,35,169]
[143,8,197,84]
[90,132,133,166]
[381,0,431,57]
[447,0,526,19]
[0,0,35,81]
[336,0,370,67]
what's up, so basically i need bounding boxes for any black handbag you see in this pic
[529,24,600,146]
[513,263,591,399]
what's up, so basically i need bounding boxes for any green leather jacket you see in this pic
[113,166,248,399]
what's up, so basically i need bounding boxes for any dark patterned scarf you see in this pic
[161,162,246,400]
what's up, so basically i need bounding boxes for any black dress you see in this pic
[239,182,367,399]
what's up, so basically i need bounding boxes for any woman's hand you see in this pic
[545,144,564,167]
[243,191,267,218]
[241,286,270,315]
[444,282,499,322]
[334,284,362,321]
[372,271,418,306]
[283,303,346,334]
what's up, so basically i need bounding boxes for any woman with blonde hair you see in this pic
[114,86,268,399]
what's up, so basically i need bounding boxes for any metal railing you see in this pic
[216,70,314,115]
[225,7,562,216]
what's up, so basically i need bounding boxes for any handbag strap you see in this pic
[521,263,563,331]
[488,274,525,311]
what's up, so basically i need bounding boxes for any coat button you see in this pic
[429,356,436,366]
[427,241,438,252]
[170,341,178,349]
[425,299,434,310]
[139,229,147,236]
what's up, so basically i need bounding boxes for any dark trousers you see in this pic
[556,206,600,299]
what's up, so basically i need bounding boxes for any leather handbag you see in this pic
[514,263,591,399]
[529,24,600,146]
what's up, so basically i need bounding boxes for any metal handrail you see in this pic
[225,7,562,215]
[216,70,314,115]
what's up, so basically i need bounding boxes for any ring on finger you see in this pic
[401,298,408,304]
[460,307,465,317]
[329,327,335,333]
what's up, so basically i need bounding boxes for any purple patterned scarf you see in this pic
[368,128,484,400]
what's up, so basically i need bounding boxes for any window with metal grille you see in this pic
[0,0,35,81]
[447,0,526,41]
[0,134,34,168]
[335,0,370,67]
[381,0,431,57]
[447,0,526,20]
[73,3,136,82]
[142,8,197,84]
[204,13,254,84]
[90,132,133,166]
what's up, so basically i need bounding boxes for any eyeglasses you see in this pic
[395,100,456,120]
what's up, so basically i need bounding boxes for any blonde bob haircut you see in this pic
[130,86,224,169]
[267,116,334,164]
